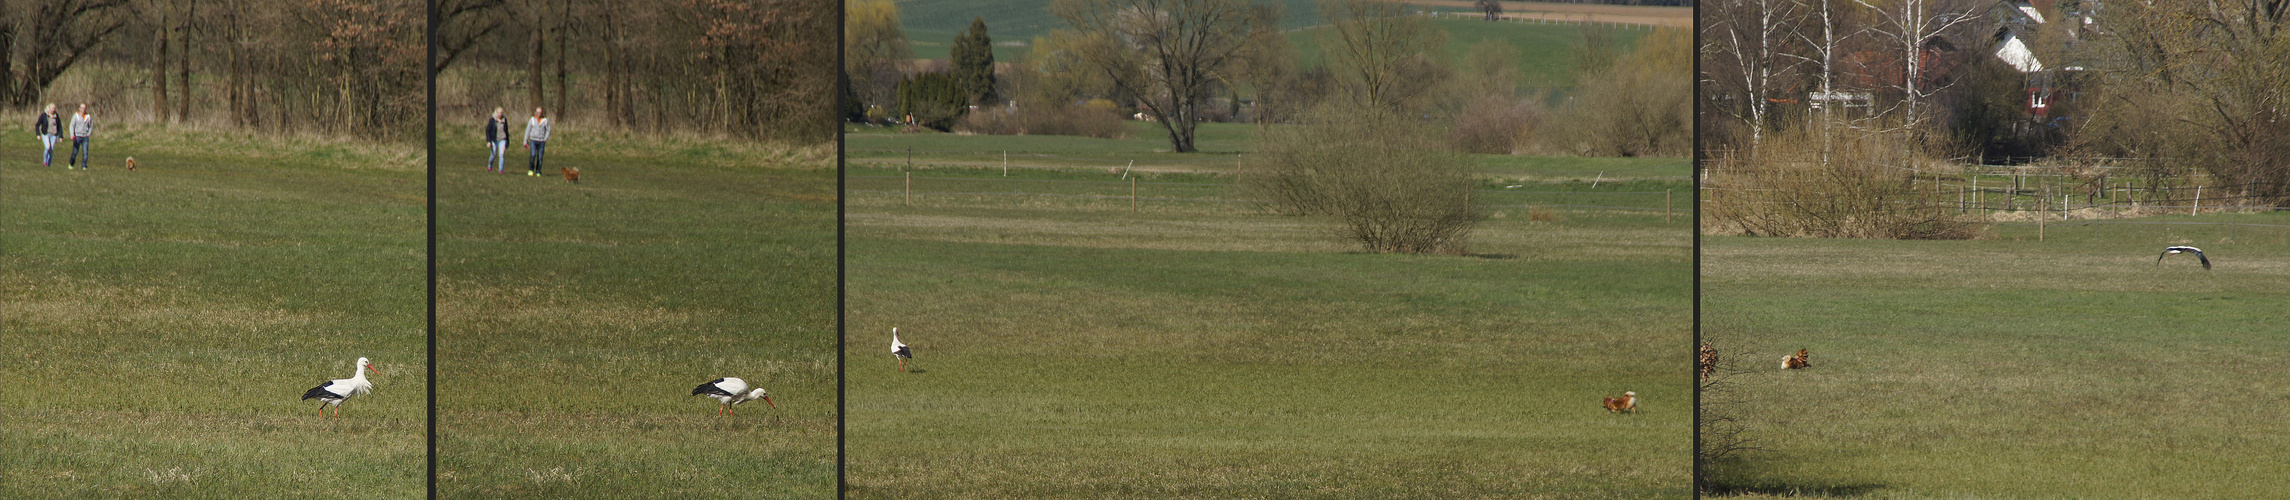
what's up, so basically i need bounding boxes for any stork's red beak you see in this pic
[763,396,776,408]
[367,363,382,376]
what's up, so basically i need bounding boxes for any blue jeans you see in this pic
[41,135,57,165]
[527,141,546,174]
[70,136,89,168]
[488,140,507,172]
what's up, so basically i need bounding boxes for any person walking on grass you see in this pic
[524,107,550,176]
[34,104,60,167]
[485,108,508,173]
[67,103,93,170]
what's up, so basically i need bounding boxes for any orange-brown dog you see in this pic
[563,167,580,183]
[125,157,138,170]
[1781,348,1811,370]
[1602,391,1637,414]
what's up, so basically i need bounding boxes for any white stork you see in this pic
[691,377,773,416]
[892,328,913,372]
[2158,246,2211,270]
[301,357,379,418]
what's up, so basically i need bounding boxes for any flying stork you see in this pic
[2157,246,2211,270]
[691,377,773,416]
[892,327,913,372]
[302,357,380,418]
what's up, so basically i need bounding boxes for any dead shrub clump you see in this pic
[1247,104,1482,254]
[1704,128,1988,239]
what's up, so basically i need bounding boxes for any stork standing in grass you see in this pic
[892,328,913,372]
[2158,246,2211,270]
[692,377,773,416]
[302,357,380,418]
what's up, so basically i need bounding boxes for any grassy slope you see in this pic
[0,127,425,499]
[895,1,1615,92]
[844,135,1692,497]
[1703,214,2290,497]
[899,0,1330,60]
[433,127,837,498]
[1289,18,1648,89]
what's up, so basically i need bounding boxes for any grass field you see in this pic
[433,126,837,498]
[1702,213,2290,497]
[848,122,1688,181]
[844,127,1692,497]
[0,125,425,498]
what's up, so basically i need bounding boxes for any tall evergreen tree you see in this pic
[950,17,998,105]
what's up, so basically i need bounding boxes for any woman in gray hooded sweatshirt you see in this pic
[524,107,551,176]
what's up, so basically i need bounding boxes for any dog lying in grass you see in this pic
[562,167,580,183]
[1781,348,1811,370]
[1602,391,1637,414]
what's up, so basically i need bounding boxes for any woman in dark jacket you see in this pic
[34,104,59,167]
[485,108,508,173]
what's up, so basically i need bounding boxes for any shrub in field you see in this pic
[1704,128,1988,239]
[952,102,1130,138]
[1247,104,1480,254]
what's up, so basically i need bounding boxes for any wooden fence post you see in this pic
[904,171,911,207]
[2192,185,2202,216]
[1666,189,1673,223]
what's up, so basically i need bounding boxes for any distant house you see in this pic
[1988,0,2099,119]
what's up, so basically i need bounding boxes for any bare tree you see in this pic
[435,0,506,73]
[1319,0,1447,114]
[1699,0,1803,150]
[1851,0,1983,137]
[1,0,132,109]
[1053,0,1276,152]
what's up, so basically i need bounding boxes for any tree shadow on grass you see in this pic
[1461,252,1518,259]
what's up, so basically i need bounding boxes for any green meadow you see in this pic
[1702,214,2290,498]
[433,128,837,498]
[845,127,1692,497]
[0,126,425,499]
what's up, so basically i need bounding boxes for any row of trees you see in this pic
[848,0,1690,158]
[435,0,833,142]
[4,0,421,141]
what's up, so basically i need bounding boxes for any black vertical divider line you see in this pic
[425,0,439,498]
[835,0,850,497]
[1689,6,1705,495]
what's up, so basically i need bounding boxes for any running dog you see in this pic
[1603,391,1637,414]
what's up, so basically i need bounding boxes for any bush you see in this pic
[1547,27,1690,157]
[1247,103,1481,254]
[1704,128,1988,240]
[1450,95,1542,154]
[952,101,1130,138]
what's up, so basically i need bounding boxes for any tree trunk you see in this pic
[553,0,567,121]
[177,0,192,122]
[154,0,169,123]
[528,0,546,113]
